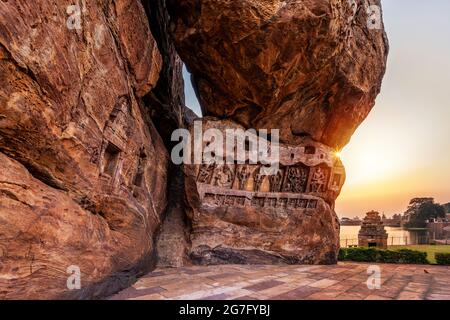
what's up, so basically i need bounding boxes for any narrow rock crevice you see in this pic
[155,164,191,267]
[140,0,193,267]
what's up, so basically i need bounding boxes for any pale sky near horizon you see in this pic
[182,0,450,218]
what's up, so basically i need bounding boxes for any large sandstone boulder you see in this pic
[168,0,389,148]
[184,118,344,264]
[0,0,169,299]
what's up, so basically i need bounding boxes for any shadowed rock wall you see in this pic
[0,0,170,299]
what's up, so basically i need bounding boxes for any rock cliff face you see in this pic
[0,0,388,298]
[167,0,389,149]
[0,0,170,299]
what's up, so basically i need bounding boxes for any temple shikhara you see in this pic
[358,211,389,249]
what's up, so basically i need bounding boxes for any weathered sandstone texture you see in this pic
[167,0,388,264]
[167,0,388,265]
[143,0,188,145]
[0,0,389,297]
[0,0,169,299]
[184,118,345,264]
[168,0,389,148]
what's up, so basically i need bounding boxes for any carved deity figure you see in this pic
[269,170,283,192]
[277,198,287,208]
[283,166,308,193]
[108,96,132,141]
[252,167,265,192]
[236,165,250,190]
[310,167,328,193]
[214,165,234,188]
[332,173,341,189]
[197,163,215,184]
[133,150,147,187]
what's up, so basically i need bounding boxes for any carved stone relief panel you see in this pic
[108,96,133,141]
[195,154,339,202]
[252,166,265,192]
[282,164,309,193]
[204,193,247,207]
[133,148,147,188]
[212,164,235,188]
[296,199,308,209]
[197,163,216,184]
[269,169,284,192]
[236,165,250,190]
[330,172,343,190]
[309,165,330,193]
[307,199,318,209]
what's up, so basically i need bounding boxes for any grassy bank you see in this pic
[390,245,450,264]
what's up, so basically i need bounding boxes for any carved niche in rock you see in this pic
[282,164,309,193]
[236,165,251,191]
[184,118,345,265]
[213,164,235,189]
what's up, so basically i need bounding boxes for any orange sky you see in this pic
[335,1,450,217]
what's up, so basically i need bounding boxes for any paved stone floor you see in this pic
[110,262,450,300]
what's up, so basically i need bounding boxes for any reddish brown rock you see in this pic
[140,0,195,268]
[184,118,344,264]
[0,0,168,299]
[143,0,188,145]
[167,0,389,148]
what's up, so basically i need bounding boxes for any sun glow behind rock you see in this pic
[332,1,450,218]
[181,1,450,219]
[340,140,408,186]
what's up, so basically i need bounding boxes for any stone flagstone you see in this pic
[109,262,450,300]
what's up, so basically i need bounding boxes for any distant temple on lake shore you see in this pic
[358,211,388,249]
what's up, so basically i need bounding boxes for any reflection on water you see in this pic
[340,226,429,247]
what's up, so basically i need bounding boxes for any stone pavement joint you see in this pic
[109,262,450,300]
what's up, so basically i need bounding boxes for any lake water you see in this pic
[340,225,429,247]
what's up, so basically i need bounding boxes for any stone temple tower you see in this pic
[358,211,388,249]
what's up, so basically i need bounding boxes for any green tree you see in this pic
[404,198,446,228]
[443,202,450,213]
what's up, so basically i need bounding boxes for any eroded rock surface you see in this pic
[0,0,389,298]
[184,118,344,264]
[0,0,169,299]
[167,0,389,265]
[143,0,188,145]
[168,0,389,148]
